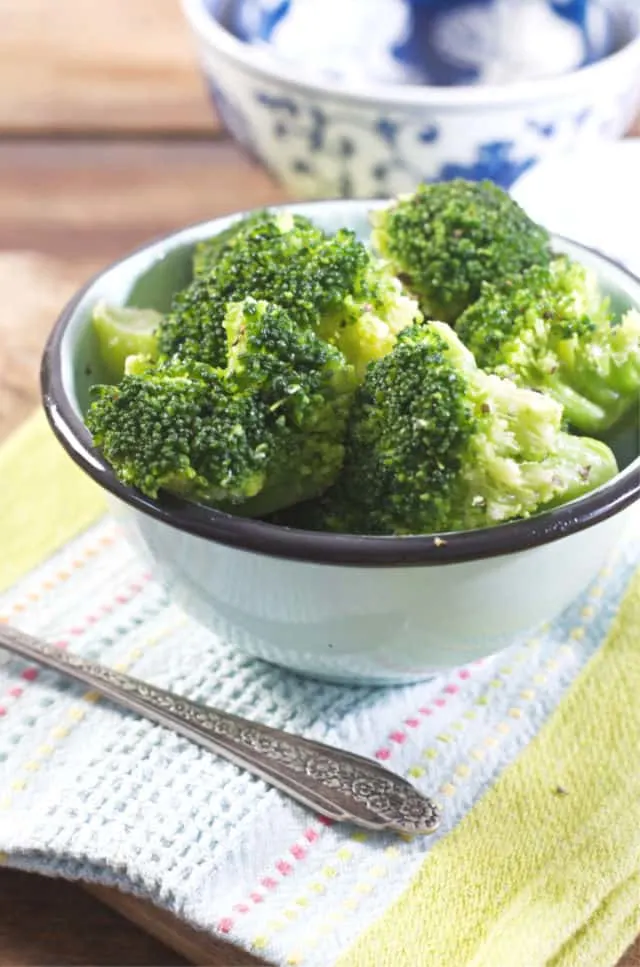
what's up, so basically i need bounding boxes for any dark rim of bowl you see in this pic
[41,207,640,568]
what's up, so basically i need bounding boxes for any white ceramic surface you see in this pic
[43,201,640,685]
[106,496,629,684]
[511,140,640,279]
[181,0,640,197]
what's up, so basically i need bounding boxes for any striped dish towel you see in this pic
[1,412,639,967]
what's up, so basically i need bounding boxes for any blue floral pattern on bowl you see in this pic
[184,0,640,200]
[247,87,605,196]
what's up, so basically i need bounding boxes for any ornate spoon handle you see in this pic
[0,625,440,835]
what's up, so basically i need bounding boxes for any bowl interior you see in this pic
[63,200,639,478]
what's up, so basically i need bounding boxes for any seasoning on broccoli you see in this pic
[87,299,357,516]
[456,256,640,434]
[318,321,618,536]
[370,180,552,323]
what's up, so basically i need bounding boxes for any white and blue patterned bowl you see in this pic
[41,200,640,685]
[180,0,640,197]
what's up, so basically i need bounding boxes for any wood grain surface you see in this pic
[0,0,215,133]
[0,869,186,966]
[0,140,285,263]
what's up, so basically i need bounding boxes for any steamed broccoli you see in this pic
[316,321,618,536]
[92,302,162,384]
[87,299,357,515]
[87,191,628,538]
[370,180,551,323]
[87,356,271,506]
[456,256,640,434]
[157,276,228,367]
[193,210,325,279]
[161,211,421,377]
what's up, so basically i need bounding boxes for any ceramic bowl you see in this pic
[180,0,640,197]
[41,200,640,686]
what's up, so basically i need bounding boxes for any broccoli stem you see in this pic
[544,374,607,432]
[610,358,640,395]
[543,434,619,509]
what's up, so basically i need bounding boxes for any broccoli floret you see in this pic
[318,321,618,536]
[318,260,422,380]
[87,299,357,516]
[211,221,420,375]
[212,220,367,325]
[456,256,640,434]
[168,214,420,377]
[193,210,325,279]
[222,298,357,510]
[87,357,270,505]
[159,212,328,366]
[157,275,228,366]
[370,180,552,323]
[224,297,356,405]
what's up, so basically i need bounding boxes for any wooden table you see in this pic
[0,2,638,964]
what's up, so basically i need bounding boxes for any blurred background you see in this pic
[0,0,286,265]
[2,0,639,266]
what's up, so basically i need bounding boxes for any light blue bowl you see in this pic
[181,0,640,195]
[41,200,640,685]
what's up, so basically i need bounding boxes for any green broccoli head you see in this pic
[317,258,422,380]
[166,213,421,378]
[321,321,618,536]
[157,275,228,367]
[159,211,332,367]
[87,299,357,516]
[193,210,326,279]
[370,180,552,323]
[456,255,640,434]
[86,357,270,505]
[211,220,370,326]
[224,297,356,405]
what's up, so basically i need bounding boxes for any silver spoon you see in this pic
[0,625,440,836]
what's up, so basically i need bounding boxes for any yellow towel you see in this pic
[0,412,105,593]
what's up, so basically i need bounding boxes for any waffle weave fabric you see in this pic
[0,502,638,966]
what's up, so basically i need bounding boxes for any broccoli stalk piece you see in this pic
[319,321,618,536]
[161,213,421,377]
[370,180,552,323]
[455,256,640,434]
[87,299,357,517]
[92,301,163,384]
